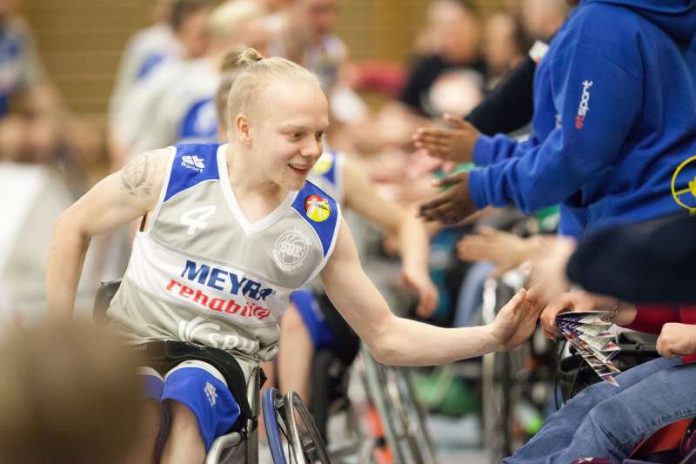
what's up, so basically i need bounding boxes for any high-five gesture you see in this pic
[412,113,481,163]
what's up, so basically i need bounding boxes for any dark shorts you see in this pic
[290,289,360,366]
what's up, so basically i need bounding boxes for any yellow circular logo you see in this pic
[311,154,333,176]
[671,155,696,214]
[305,194,331,222]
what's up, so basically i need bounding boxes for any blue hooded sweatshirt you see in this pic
[467,0,696,236]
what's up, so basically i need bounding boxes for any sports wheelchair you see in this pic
[93,280,329,464]
[304,341,437,464]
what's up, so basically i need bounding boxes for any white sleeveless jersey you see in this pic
[107,143,341,363]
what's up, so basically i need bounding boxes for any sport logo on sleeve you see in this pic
[574,80,593,129]
[181,154,206,173]
[305,194,331,222]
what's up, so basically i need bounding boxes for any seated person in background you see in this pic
[110,0,218,168]
[481,12,528,89]
[399,0,487,118]
[533,213,696,304]
[0,2,99,167]
[108,0,183,122]
[501,288,696,463]
[0,319,142,464]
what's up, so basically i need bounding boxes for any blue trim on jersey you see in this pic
[321,150,337,186]
[291,180,339,256]
[0,31,25,117]
[164,143,221,202]
[136,52,166,80]
[178,97,218,140]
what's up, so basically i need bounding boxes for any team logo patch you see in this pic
[671,155,696,214]
[181,154,206,172]
[305,194,331,222]
[272,229,311,272]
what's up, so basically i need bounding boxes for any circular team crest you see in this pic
[671,155,696,214]
[272,230,311,272]
[305,194,331,222]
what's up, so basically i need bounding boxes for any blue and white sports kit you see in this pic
[108,142,341,449]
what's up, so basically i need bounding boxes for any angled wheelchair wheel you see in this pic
[262,387,288,464]
[392,368,438,464]
[262,388,330,464]
[361,345,437,464]
[284,391,331,464]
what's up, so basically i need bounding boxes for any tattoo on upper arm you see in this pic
[120,154,152,198]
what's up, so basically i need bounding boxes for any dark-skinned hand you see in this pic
[412,113,481,163]
[418,171,478,224]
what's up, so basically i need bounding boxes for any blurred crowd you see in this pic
[3,0,696,462]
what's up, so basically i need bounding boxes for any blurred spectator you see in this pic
[0,1,99,167]
[419,0,696,239]
[268,0,369,129]
[533,213,696,304]
[269,0,344,92]
[109,0,178,121]
[0,319,142,464]
[112,0,266,166]
[259,0,293,13]
[400,0,486,118]
[108,0,214,166]
[482,12,528,88]
[458,226,542,278]
[519,0,568,41]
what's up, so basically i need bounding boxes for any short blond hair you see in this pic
[224,46,322,129]
[0,320,142,464]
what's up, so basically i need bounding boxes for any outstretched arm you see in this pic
[320,219,540,366]
[46,148,170,318]
[342,157,437,316]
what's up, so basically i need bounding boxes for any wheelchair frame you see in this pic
[93,280,329,464]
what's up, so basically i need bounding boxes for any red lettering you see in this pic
[209,298,225,312]
[193,290,208,306]
[224,299,241,314]
[179,286,194,298]
[164,279,271,320]
[253,305,271,320]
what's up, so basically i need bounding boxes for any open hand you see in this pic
[458,227,537,277]
[418,171,477,224]
[412,113,480,163]
[490,289,543,351]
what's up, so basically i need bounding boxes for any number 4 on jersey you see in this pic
[181,205,216,235]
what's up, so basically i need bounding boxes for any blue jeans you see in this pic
[504,356,696,464]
